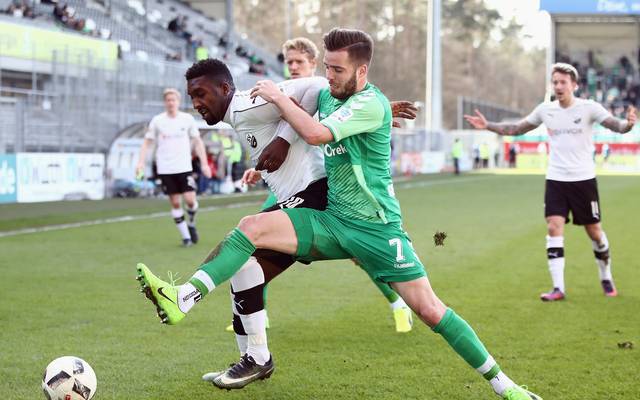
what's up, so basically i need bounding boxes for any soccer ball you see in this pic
[42,356,97,400]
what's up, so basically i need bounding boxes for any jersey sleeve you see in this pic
[320,92,385,142]
[144,116,158,140]
[278,77,327,143]
[590,101,612,124]
[275,120,299,144]
[524,104,544,126]
[187,114,200,138]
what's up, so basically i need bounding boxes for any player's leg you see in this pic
[136,209,298,324]
[584,222,616,296]
[168,192,192,246]
[345,223,541,399]
[391,278,541,400]
[206,252,294,389]
[353,258,412,333]
[540,180,568,301]
[541,215,566,301]
[569,178,616,296]
[183,190,199,244]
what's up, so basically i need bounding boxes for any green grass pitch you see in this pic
[1,174,638,399]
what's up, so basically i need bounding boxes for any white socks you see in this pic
[476,356,516,395]
[546,235,565,292]
[592,231,612,281]
[241,310,270,365]
[390,297,408,311]
[177,282,200,313]
[171,208,191,240]
[490,371,517,395]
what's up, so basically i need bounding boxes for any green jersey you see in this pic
[317,83,401,224]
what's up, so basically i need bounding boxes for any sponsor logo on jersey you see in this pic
[547,128,582,136]
[323,143,348,157]
[573,117,582,124]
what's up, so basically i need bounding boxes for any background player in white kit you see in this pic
[136,88,212,247]
[465,63,636,301]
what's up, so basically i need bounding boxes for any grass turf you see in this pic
[1,173,638,399]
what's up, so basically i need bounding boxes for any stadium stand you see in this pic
[0,0,284,153]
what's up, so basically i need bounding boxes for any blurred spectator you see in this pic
[479,142,490,168]
[508,143,519,168]
[5,0,35,18]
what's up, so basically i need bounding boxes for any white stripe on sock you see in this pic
[475,355,496,375]
[193,270,216,293]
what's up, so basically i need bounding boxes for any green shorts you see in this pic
[283,208,427,283]
[260,190,278,210]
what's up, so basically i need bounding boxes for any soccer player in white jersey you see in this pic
[136,88,212,247]
[138,58,417,389]
[465,63,636,301]
[236,37,415,334]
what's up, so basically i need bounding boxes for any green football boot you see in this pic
[136,263,185,325]
[502,386,543,400]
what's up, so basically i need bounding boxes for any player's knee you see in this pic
[547,221,563,235]
[237,215,262,242]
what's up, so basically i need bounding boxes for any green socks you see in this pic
[189,228,256,297]
[433,308,499,378]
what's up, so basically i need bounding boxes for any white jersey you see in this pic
[223,77,327,202]
[525,98,610,182]
[145,111,200,174]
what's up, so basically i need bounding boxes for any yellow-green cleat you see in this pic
[136,263,185,325]
[502,386,543,400]
[393,307,413,333]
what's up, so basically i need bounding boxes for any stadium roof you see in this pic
[540,0,640,15]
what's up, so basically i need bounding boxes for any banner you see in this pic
[16,153,105,202]
[0,21,118,68]
[0,154,17,204]
[540,0,640,15]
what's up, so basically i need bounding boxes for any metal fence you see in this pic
[0,46,268,154]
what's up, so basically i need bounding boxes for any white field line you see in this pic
[0,175,494,238]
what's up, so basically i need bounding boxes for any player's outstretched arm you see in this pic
[600,106,636,134]
[464,109,537,136]
[251,80,333,145]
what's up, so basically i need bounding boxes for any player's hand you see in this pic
[256,137,290,172]
[627,105,637,126]
[391,101,418,120]
[250,80,283,104]
[464,109,488,130]
[135,163,144,179]
[201,163,212,179]
[242,168,262,186]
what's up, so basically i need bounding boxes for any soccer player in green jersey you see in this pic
[136,28,542,399]
[230,36,414,334]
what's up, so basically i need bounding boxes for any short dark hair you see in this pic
[323,28,373,66]
[185,59,235,88]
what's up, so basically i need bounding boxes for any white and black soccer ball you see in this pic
[42,356,97,400]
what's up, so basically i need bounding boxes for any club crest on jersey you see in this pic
[246,133,257,148]
[324,143,348,157]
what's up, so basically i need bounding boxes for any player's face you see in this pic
[187,76,231,125]
[164,93,180,114]
[551,72,577,103]
[323,50,359,100]
[285,49,316,79]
